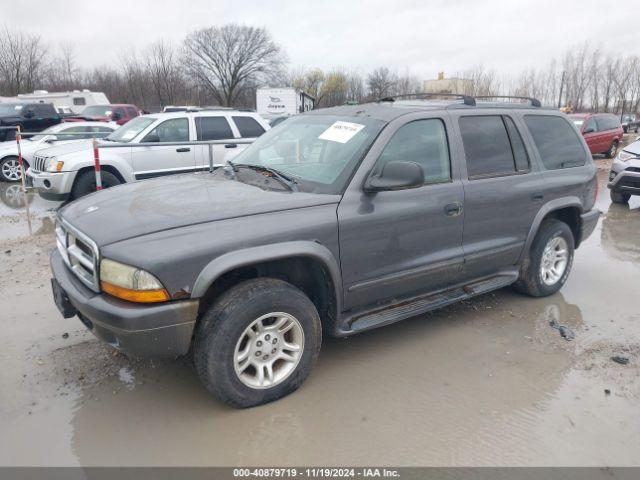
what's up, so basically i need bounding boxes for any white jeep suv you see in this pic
[26,110,269,201]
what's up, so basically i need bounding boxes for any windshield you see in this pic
[230,115,385,194]
[81,105,113,117]
[105,116,155,143]
[0,104,23,115]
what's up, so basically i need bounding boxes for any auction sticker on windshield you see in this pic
[319,121,365,143]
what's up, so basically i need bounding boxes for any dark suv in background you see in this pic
[0,102,61,141]
[50,94,600,407]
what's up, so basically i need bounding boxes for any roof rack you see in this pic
[379,92,476,106]
[474,95,541,108]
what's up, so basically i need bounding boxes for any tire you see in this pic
[623,126,628,133]
[604,140,618,159]
[610,189,630,204]
[0,156,27,182]
[193,278,322,408]
[513,219,575,297]
[71,170,121,199]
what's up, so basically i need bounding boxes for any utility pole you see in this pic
[557,71,565,109]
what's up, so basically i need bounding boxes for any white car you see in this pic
[0,122,117,182]
[26,110,270,201]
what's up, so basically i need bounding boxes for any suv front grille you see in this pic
[56,220,100,292]
[31,154,47,173]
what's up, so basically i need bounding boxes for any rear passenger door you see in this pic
[194,116,238,171]
[455,113,543,278]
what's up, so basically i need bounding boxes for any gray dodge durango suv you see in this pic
[50,94,600,407]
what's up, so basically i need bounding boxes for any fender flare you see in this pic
[191,240,343,312]
[519,196,583,262]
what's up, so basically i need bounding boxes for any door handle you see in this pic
[176,147,190,153]
[444,202,463,216]
[225,144,237,149]
[531,192,544,202]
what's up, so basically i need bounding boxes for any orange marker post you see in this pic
[92,137,103,191]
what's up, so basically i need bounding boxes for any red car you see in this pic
[569,113,624,158]
[63,104,142,126]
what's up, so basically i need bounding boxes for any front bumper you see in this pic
[608,159,640,195]
[50,249,199,357]
[26,169,77,201]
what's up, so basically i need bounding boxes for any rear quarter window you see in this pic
[232,116,266,138]
[524,115,586,170]
[195,116,234,140]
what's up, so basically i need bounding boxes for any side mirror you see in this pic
[364,161,424,192]
[143,133,160,143]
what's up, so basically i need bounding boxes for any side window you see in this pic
[459,116,517,178]
[57,125,89,140]
[125,107,137,118]
[504,116,530,172]
[33,104,55,116]
[375,119,451,184]
[73,97,86,106]
[595,117,610,131]
[232,116,266,138]
[195,116,234,140]
[524,115,586,170]
[584,118,597,132]
[142,118,189,142]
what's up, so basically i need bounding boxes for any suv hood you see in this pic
[60,174,341,246]
[622,140,640,156]
[32,139,94,158]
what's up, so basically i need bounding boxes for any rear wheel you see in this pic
[610,189,631,204]
[605,140,618,159]
[513,219,575,297]
[71,170,121,199]
[194,278,322,408]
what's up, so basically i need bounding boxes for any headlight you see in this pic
[617,151,638,162]
[99,258,169,303]
[45,157,64,172]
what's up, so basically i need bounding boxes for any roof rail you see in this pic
[379,92,476,106]
[475,95,542,108]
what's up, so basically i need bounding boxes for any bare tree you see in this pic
[367,67,397,99]
[0,26,47,95]
[144,40,184,108]
[183,24,286,107]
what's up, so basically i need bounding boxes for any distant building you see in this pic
[423,72,472,94]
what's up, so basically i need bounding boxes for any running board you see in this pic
[341,272,519,335]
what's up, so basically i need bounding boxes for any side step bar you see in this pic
[339,272,519,336]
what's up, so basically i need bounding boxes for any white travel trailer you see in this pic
[14,90,110,114]
[256,88,314,119]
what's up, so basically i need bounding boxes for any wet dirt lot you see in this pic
[1,141,639,467]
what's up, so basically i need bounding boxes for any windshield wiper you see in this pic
[230,162,299,191]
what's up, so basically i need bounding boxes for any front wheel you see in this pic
[605,140,619,159]
[513,219,575,297]
[0,156,27,182]
[71,170,121,199]
[610,189,631,204]
[194,278,322,408]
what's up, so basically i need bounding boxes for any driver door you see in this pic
[131,117,195,179]
[337,116,465,310]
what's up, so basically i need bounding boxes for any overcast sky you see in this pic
[4,0,639,80]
